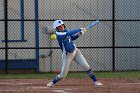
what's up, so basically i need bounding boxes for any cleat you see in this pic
[94,81,103,86]
[47,82,54,87]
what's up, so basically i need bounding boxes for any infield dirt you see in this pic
[0,78,140,93]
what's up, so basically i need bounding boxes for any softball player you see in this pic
[47,20,102,87]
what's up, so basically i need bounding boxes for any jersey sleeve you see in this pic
[56,28,81,39]
[71,34,79,40]
[66,28,81,36]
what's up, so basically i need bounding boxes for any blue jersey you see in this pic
[56,28,81,53]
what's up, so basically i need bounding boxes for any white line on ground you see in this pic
[51,87,79,93]
[113,83,140,85]
[0,82,35,85]
[52,89,66,93]
[0,90,28,92]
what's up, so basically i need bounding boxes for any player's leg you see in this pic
[74,48,102,86]
[74,48,97,82]
[47,53,75,87]
[52,54,74,83]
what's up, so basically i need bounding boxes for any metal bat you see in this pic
[86,20,100,30]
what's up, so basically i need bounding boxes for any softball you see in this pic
[50,34,56,40]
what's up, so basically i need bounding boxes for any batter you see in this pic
[47,20,102,87]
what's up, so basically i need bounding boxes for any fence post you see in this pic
[20,0,25,40]
[112,0,115,71]
[35,0,39,72]
[4,0,8,74]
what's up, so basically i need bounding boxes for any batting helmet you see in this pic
[53,20,64,29]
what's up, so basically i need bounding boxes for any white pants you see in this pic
[58,48,90,79]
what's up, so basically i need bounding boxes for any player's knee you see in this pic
[84,65,91,71]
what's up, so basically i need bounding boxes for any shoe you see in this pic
[47,82,54,87]
[94,81,103,86]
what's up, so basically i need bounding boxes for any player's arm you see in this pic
[71,34,79,40]
[70,28,87,40]
[56,28,87,40]
[66,28,87,36]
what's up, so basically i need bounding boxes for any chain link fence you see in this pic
[0,0,140,74]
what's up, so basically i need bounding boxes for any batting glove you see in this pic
[78,31,84,36]
[80,28,87,33]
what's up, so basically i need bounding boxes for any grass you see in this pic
[95,71,140,78]
[0,71,140,79]
[67,71,140,78]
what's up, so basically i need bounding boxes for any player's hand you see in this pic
[80,28,87,33]
[78,31,84,36]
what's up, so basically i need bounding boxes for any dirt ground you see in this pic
[0,78,140,93]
